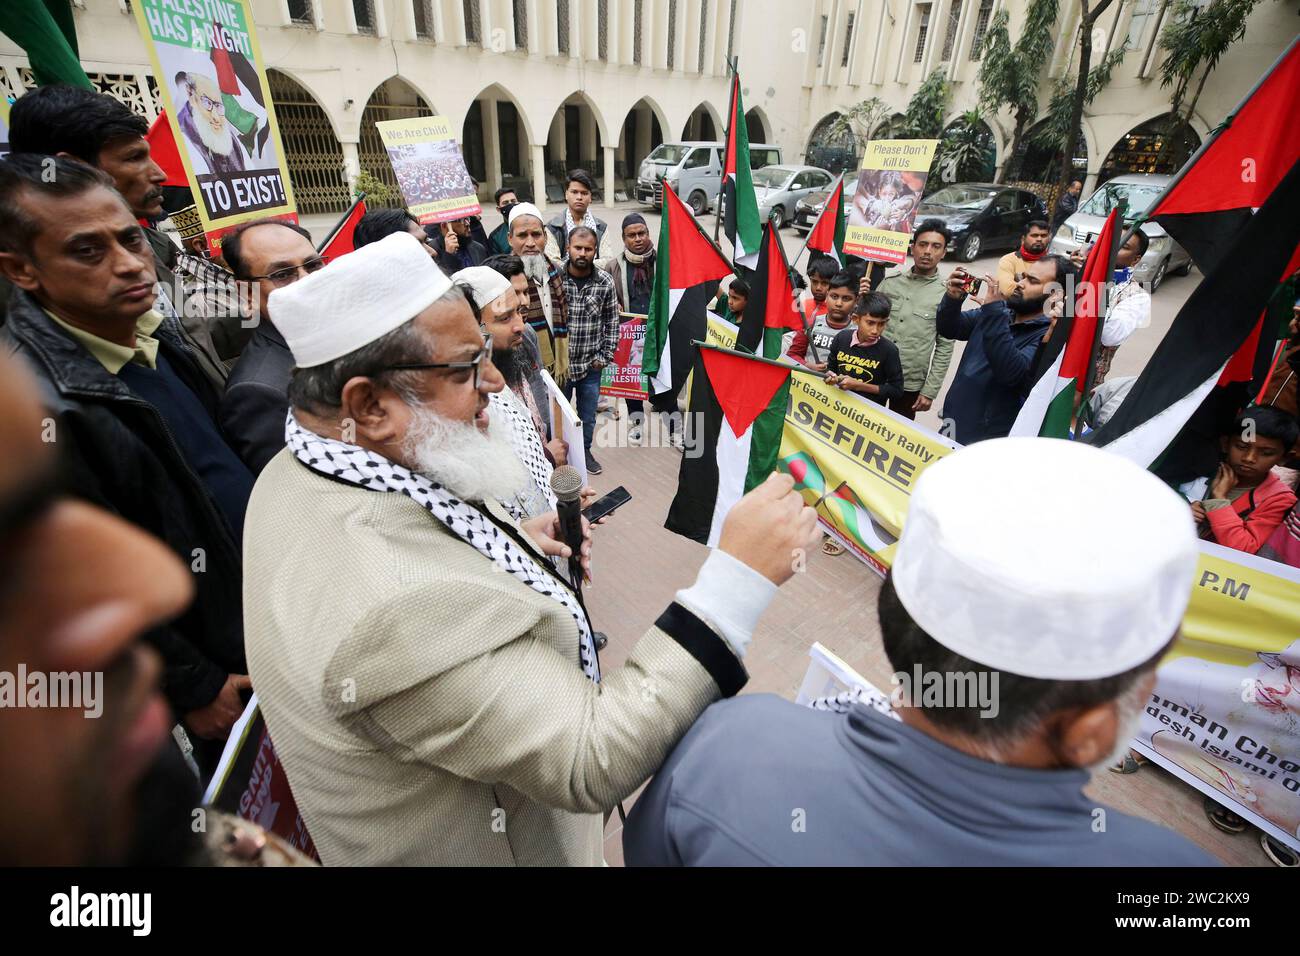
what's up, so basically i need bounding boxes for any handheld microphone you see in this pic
[549,465,585,589]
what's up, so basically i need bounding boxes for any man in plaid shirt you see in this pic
[561,226,620,475]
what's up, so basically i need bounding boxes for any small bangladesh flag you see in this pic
[817,481,899,553]
[1011,208,1120,439]
[805,173,847,267]
[779,450,827,497]
[666,345,792,546]
[736,221,804,359]
[722,70,762,269]
[643,185,735,399]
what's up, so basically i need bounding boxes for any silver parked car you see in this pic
[752,165,835,229]
[1049,173,1194,291]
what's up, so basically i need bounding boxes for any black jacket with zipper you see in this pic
[2,289,246,714]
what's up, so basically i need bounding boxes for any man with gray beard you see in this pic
[241,233,819,865]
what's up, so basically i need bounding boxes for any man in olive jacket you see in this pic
[875,219,954,420]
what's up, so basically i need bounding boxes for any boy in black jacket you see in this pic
[825,292,904,407]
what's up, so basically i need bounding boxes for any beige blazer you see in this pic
[243,450,745,865]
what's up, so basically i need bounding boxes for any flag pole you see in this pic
[316,192,366,253]
[1073,207,1126,438]
[713,57,738,247]
[1117,35,1299,249]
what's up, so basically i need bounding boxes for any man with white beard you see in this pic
[507,202,571,386]
[625,438,1219,866]
[241,232,819,865]
[175,72,246,175]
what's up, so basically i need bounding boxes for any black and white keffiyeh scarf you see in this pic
[490,389,556,519]
[285,412,600,681]
[807,683,900,720]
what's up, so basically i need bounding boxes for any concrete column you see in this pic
[341,141,361,196]
[579,108,597,167]
[603,144,617,207]
[531,143,548,206]
[635,105,653,166]
[607,0,621,64]
[549,109,567,169]
[483,99,503,194]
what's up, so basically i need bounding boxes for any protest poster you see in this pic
[131,0,297,248]
[541,369,588,487]
[843,139,939,265]
[375,115,481,225]
[0,96,10,159]
[599,312,650,400]
[701,314,1300,848]
[203,693,319,861]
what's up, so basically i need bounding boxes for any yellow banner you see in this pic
[843,139,939,265]
[375,116,481,225]
[132,0,298,245]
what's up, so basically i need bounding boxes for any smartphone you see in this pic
[965,275,983,296]
[583,486,632,523]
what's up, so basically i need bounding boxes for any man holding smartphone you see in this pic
[935,255,1077,444]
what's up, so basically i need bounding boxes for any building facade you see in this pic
[2,0,1295,215]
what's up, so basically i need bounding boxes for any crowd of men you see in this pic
[0,82,1294,868]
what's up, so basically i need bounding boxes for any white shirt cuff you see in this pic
[674,549,777,660]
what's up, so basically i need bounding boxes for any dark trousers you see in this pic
[565,367,603,451]
[888,389,921,420]
[626,391,679,434]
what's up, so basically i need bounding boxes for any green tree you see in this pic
[1032,44,1127,156]
[975,0,1059,181]
[1054,0,1119,197]
[1158,0,1263,164]
[354,169,396,206]
[828,96,891,151]
[936,110,997,184]
[900,69,951,139]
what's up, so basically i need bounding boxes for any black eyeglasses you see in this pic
[251,256,329,287]
[383,333,494,388]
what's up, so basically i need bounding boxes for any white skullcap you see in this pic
[890,437,1198,680]
[269,232,452,368]
[453,266,512,311]
[507,202,544,228]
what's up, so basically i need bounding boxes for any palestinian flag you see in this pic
[665,345,792,545]
[318,195,368,259]
[722,71,762,269]
[1011,208,1120,439]
[817,482,898,553]
[737,222,804,359]
[643,185,734,397]
[1147,37,1300,277]
[805,173,847,267]
[1085,157,1300,470]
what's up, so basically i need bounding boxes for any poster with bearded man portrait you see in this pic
[133,0,297,246]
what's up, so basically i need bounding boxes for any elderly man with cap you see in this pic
[506,201,571,386]
[242,231,819,866]
[624,437,1218,866]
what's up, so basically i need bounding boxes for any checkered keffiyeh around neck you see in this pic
[284,412,599,681]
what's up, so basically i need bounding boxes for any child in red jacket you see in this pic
[1192,407,1299,554]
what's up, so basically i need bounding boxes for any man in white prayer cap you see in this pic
[624,437,1219,866]
[506,202,571,385]
[241,231,819,865]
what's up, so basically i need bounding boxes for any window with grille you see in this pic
[698,0,709,72]
[914,4,931,63]
[464,0,481,43]
[816,14,828,67]
[634,0,644,63]
[288,0,314,25]
[842,12,855,67]
[514,0,528,47]
[599,0,608,59]
[942,0,963,60]
[668,0,677,69]
[726,0,737,65]
[968,0,994,60]
[558,0,570,54]
[353,0,375,34]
